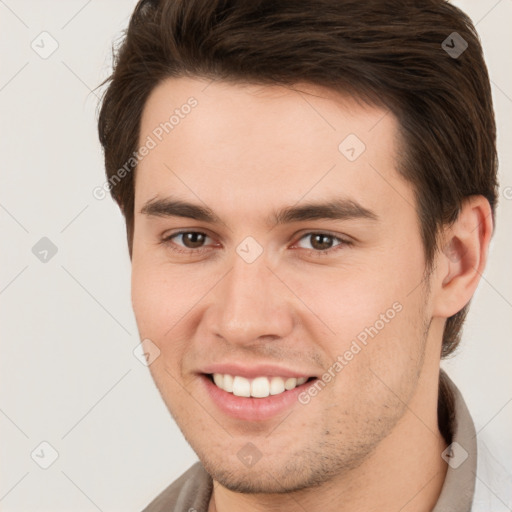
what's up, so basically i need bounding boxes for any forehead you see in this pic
[135,77,411,223]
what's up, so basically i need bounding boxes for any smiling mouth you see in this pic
[206,373,316,398]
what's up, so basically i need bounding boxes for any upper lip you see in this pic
[200,362,317,380]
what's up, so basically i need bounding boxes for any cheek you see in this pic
[131,261,159,336]
[130,254,212,354]
[283,252,427,385]
[130,252,180,340]
[278,262,408,341]
[131,260,196,395]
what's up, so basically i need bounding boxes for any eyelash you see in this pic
[160,230,352,257]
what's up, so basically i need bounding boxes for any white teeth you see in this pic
[232,376,251,397]
[269,376,285,395]
[251,377,270,398]
[223,374,234,392]
[213,373,223,388]
[284,377,297,390]
[211,373,309,397]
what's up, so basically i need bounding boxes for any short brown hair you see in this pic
[97,0,498,357]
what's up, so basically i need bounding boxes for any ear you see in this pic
[431,195,493,318]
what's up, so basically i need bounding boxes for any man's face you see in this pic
[131,77,436,492]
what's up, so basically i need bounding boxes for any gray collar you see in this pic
[432,368,477,512]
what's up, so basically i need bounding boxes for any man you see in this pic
[97,0,502,510]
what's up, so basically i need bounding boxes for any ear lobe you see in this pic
[433,196,493,318]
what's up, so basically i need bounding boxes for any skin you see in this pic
[130,77,492,511]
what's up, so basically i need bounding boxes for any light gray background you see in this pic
[0,1,510,510]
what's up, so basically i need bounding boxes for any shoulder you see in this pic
[142,462,213,512]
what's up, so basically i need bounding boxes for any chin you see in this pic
[203,462,314,494]
[196,446,369,495]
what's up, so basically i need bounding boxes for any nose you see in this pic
[209,252,295,347]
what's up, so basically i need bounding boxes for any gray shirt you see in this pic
[142,369,477,512]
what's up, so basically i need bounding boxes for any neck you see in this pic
[209,365,448,512]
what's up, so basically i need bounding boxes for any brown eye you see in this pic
[162,231,214,253]
[293,232,350,256]
[179,232,207,249]
[309,234,336,251]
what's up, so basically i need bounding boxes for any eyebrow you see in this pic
[140,195,378,227]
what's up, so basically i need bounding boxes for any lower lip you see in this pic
[200,375,315,422]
